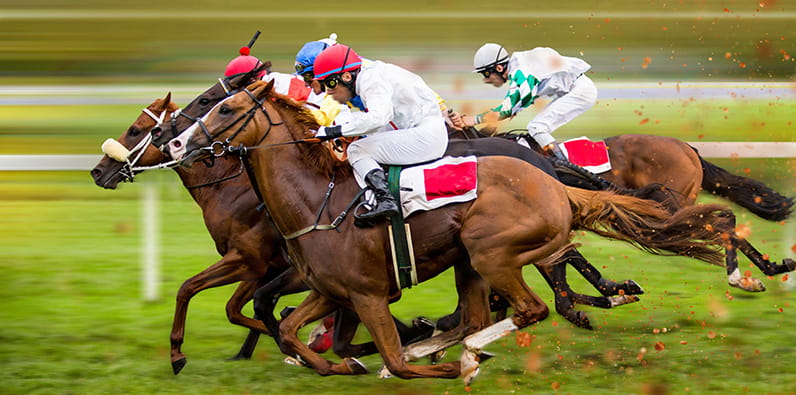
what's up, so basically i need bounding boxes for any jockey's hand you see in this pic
[459,115,477,128]
[446,110,464,130]
[314,125,343,142]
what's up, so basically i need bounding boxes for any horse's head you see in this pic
[151,61,272,151]
[90,93,179,189]
[174,79,278,167]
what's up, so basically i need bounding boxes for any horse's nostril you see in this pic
[90,168,102,179]
[172,141,182,148]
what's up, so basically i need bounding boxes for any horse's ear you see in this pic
[250,79,275,99]
[163,92,172,106]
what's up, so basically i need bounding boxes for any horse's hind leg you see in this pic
[737,238,796,276]
[227,279,268,360]
[252,266,310,348]
[564,249,644,296]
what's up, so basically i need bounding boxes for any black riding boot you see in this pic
[544,143,569,162]
[359,169,400,221]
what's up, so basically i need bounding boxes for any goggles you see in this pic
[479,67,497,78]
[321,74,343,89]
[294,63,310,74]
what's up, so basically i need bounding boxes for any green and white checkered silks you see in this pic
[492,69,539,119]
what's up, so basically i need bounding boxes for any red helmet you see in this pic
[313,44,362,80]
[224,47,266,78]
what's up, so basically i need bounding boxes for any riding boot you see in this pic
[359,169,400,221]
[544,143,569,163]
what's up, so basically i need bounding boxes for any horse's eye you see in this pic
[151,126,162,135]
[219,106,231,114]
[199,98,210,106]
[128,126,140,137]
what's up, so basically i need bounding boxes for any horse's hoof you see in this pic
[729,276,766,292]
[378,365,393,379]
[430,349,446,365]
[172,358,187,375]
[343,357,368,375]
[476,351,495,364]
[226,353,251,361]
[608,294,641,308]
[623,280,645,295]
[784,258,796,272]
[284,355,308,368]
[563,311,592,330]
[460,348,481,386]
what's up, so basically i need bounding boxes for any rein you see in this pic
[199,88,360,239]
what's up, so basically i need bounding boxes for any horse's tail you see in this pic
[565,187,731,265]
[697,154,793,221]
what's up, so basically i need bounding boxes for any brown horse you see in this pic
[175,80,730,380]
[451,127,795,291]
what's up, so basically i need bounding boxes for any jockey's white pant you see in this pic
[527,75,597,147]
[348,115,448,179]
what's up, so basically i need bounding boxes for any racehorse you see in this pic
[174,80,731,380]
[91,69,435,374]
[449,127,795,291]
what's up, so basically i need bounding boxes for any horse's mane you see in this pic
[255,82,348,176]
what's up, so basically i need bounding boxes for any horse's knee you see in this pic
[514,304,549,328]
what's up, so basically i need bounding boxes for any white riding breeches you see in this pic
[348,115,448,179]
[527,75,597,147]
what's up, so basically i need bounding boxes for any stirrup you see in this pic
[353,201,377,228]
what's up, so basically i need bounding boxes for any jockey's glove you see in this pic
[314,125,343,141]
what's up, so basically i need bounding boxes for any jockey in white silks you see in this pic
[310,44,448,222]
[452,43,597,162]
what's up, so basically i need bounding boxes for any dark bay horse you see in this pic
[175,80,731,380]
[450,127,795,292]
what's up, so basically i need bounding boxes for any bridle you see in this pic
[106,107,179,182]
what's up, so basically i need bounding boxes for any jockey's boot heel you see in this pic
[359,169,399,222]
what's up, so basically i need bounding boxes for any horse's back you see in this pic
[603,134,702,206]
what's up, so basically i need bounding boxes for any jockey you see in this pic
[292,33,351,127]
[452,43,597,161]
[311,44,449,222]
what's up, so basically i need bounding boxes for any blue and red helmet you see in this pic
[224,46,266,78]
[313,44,362,81]
[294,33,338,76]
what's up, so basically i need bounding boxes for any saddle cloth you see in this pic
[559,137,612,174]
[399,155,478,217]
[354,156,478,218]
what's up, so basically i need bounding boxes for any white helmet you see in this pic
[473,43,509,72]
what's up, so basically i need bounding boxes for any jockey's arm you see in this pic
[339,79,394,137]
[466,70,539,131]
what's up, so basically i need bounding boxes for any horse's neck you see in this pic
[246,133,349,236]
[174,158,252,206]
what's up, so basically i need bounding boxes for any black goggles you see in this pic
[321,74,343,89]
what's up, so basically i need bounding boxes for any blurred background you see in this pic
[1,1,794,394]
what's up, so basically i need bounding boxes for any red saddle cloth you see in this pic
[560,137,612,174]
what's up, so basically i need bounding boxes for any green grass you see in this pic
[1,169,795,394]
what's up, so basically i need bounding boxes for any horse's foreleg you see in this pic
[279,291,367,376]
[170,250,257,374]
[351,293,461,379]
[535,263,593,329]
[226,279,268,360]
[252,267,310,349]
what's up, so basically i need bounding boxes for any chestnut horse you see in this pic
[175,80,730,380]
[450,127,795,291]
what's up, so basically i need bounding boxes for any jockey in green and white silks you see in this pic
[454,43,597,161]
